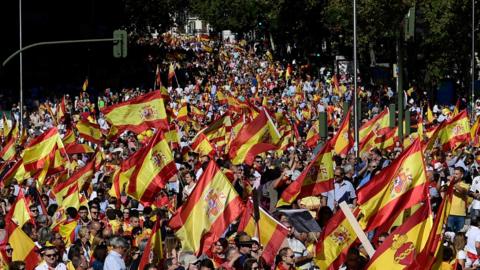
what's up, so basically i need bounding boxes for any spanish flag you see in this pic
[53,159,95,205]
[331,107,353,155]
[2,113,10,138]
[75,120,103,145]
[0,129,17,161]
[436,110,470,151]
[365,203,432,270]
[56,96,66,123]
[315,209,359,269]
[6,223,39,270]
[200,113,232,149]
[373,126,398,151]
[127,131,177,203]
[191,133,216,158]
[331,74,340,96]
[82,78,88,91]
[453,98,461,116]
[359,108,390,142]
[426,106,435,124]
[22,127,64,172]
[413,182,455,269]
[277,141,334,207]
[62,129,76,146]
[472,116,480,147]
[168,63,176,85]
[1,160,30,186]
[305,121,320,148]
[168,160,244,255]
[216,91,227,105]
[65,143,94,155]
[101,90,168,136]
[109,149,144,198]
[237,200,288,265]
[228,110,280,165]
[6,189,32,228]
[177,104,189,122]
[357,139,428,232]
[164,124,180,150]
[138,219,163,270]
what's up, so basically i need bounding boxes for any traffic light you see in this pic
[113,30,128,58]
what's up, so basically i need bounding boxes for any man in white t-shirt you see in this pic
[465,218,480,268]
[470,175,480,220]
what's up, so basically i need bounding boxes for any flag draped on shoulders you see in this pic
[277,141,334,207]
[237,200,288,265]
[127,131,177,203]
[365,203,432,270]
[357,139,428,232]
[168,160,243,255]
[101,90,168,136]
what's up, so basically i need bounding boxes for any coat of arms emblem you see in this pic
[391,234,415,265]
[204,188,226,217]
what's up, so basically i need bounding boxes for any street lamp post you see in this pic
[353,0,359,157]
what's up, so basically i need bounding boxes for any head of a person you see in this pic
[243,258,259,270]
[8,261,25,270]
[453,232,467,251]
[5,243,13,259]
[277,247,294,266]
[453,166,465,181]
[92,244,108,262]
[66,207,78,220]
[213,238,228,255]
[197,258,214,270]
[129,215,140,228]
[236,234,253,255]
[143,263,159,270]
[377,232,389,248]
[164,257,180,270]
[179,252,198,270]
[109,236,129,256]
[29,204,38,218]
[89,206,100,221]
[41,246,59,267]
[78,206,89,222]
[334,167,345,183]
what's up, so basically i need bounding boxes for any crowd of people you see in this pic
[0,33,479,270]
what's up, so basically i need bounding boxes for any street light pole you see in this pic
[472,0,476,118]
[19,0,23,130]
[353,0,359,157]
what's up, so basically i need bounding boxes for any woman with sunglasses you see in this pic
[274,247,295,270]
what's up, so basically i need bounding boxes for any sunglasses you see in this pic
[91,211,98,214]
[6,248,13,253]
[289,255,295,259]
[44,253,57,258]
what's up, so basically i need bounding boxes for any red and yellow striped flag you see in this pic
[127,131,177,203]
[359,108,390,142]
[365,203,432,270]
[138,219,163,270]
[168,63,176,85]
[426,106,435,124]
[53,159,95,205]
[75,119,103,145]
[315,209,359,269]
[65,143,94,155]
[2,113,10,138]
[472,116,480,147]
[305,121,320,148]
[191,133,216,158]
[56,96,66,123]
[22,127,63,172]
[332,107,353,155]
[357,139,428,232]
[228,110,280,165]
[62,129,76,146]
[238,200,288,265]
[277,141,334,206]
[109,149,143,198]
[168,160,244,255]
[0,123,18,161]
[6,224,39,269]
[436,110,470,151]
[101,90,168,136]
[177,104,188,122]
[5,189,32,228]
[412,182,455,269]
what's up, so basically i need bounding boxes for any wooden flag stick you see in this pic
[339,202,375,258]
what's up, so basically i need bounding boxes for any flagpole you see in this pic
[19,0,23,131]
[353,0,360,158]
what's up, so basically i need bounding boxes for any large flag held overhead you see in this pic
[238,200,289,265]
[331,107,353,155]
[22,127,64,172]
[228,110,280,165]
[277,141,334,207]
[437,110,470,151]
[472,116,480,147]
[168,160,244,255]
[127,131,177,203]
[357,139,428,232]
[365,203,432,270]
[75,119,104,145]
[359,107,390,142]
[101,90,168,136]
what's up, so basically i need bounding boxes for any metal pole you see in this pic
[19,0,23,130]
[472,0,476,119]
[353,0,359,157]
